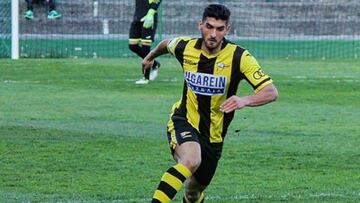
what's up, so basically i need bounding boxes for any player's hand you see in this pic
[142,58,154,74]
[220,96,249,113]
[141,9,156,29]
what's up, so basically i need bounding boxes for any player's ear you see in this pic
[226,24,231,34]
[198,20,203,31]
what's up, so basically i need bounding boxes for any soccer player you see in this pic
[129,0,162,85]
[142,4,279,203]
[24,0,61,20]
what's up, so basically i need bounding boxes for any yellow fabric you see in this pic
[239,50,272,93]
[140,39,152,45]
[149,0,160,4]
[173,163,192,178]
[161,172,184,191]
[153,190,171,203]
[166,37,273,143]
[196,192,205,203]
[167,36,191,55]
[128,38,141,43]
[153,163,191,203]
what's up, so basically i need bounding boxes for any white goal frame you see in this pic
[11,0,19,59]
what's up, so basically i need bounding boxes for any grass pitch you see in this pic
[0,58,359,202]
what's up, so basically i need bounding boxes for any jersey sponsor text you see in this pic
[184,71,226,96]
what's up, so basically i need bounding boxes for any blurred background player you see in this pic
[24,0,61,20]
[129,0,162,85]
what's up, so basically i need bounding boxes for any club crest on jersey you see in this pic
[184,71,227,96]
[217,62,229,69]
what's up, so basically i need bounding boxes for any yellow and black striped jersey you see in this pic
[167,37,273,143]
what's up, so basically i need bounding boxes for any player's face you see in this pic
[199,17,230,52]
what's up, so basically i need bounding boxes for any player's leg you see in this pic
[152,142,201,203]
[151,121,202,203]
[129,21,143,58]
[24,0,34,19]
[48,0,56,11]
[129,21,150,84]
[183,137,223,203]
[25,0,34,10]
[141,17,160,81]
[47,0,61,19]
[139,38,152,80]
[183,176,206,203]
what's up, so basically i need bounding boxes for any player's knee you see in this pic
[181,156,201,172]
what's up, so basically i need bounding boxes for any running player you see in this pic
[142,4,279,202]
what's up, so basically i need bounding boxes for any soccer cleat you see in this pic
[24,10,34,20]
[135,77,149,85]
[149,68,158,81]
[183,192,205,203]
[149,61,161,81]
[47,10,61,19]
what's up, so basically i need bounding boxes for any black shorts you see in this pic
[167,118,223,186]
[129,19,158,43]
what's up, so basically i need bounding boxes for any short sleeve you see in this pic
[167,36,191,56]
[240,50,273,93]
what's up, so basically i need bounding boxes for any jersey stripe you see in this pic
[174,40,188,66]
[167,37,272,144]
[221,46,245,138]
[196,54,216,139]
[183,40,201,130]
[169,39,189,130]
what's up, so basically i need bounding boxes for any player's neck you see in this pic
[201,41,223,55]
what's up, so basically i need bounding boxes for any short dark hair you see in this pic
[202,4,231,24]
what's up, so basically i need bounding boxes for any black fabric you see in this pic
[167,118,223,186]
[129,21,158,42]
[157,181,178,199]
[26,0,56,11]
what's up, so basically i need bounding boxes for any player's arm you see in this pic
[220,50,278,113]
[142,39,170,73]
[220,84,278,113]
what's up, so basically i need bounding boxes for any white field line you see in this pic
[111,192,360,202]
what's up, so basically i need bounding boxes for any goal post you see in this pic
[11,0,19,59]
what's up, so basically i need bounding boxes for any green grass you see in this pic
[0,58,359,202]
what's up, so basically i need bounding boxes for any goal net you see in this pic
[2,0,360,59]
[0,0,11,58]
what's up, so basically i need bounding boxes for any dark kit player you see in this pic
[24,0,61,20]
[129,0,162,85]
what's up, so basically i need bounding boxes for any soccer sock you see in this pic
[140,44,151,58]
[129,44,154,79]
[48,0,56,11]
[26,0,33,11]
[141,45,151,79]
[152,163,192,203]
[183,192,205,203]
